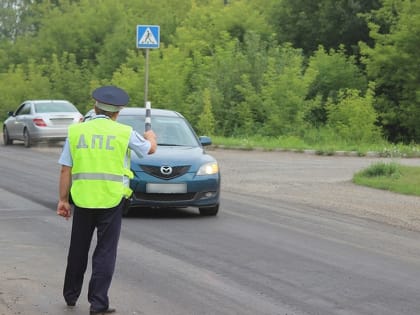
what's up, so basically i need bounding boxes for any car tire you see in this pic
[23,128,31,148]
[199,204,219,216]
[3,127,13,145]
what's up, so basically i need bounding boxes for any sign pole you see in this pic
[144,48,151,131]
[144,48,149,105]
[137,24,160,132]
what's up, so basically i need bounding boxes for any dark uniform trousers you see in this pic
[63,199,124,311]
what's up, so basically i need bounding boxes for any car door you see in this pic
[8,103,31,139]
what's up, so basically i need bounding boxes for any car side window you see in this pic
[16,103,31,115]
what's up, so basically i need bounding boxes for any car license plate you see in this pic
[146,183,187,194]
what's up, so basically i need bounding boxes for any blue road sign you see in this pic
[137,25,160,49]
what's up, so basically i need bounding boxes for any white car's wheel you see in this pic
[23,129,31,148]
[3,127,13,145]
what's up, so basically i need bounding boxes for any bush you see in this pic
[357,162,401,178]
[326,85,382,144]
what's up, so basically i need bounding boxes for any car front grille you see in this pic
[140,165,191,180]
[134,192,196,201]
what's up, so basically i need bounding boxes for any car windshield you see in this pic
[118,115,199,147]
[34,101,78,113]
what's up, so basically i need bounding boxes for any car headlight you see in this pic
[197,162,219,175]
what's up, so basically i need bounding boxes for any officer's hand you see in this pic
[57,201,72,220]
[144,130,157,154]
[143,129,156,141]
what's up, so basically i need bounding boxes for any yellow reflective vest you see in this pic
[68,118,133,208]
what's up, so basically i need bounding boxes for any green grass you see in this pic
[353,162,420,196]
[210,135,420,157]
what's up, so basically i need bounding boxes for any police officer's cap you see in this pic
[92,85,129,107]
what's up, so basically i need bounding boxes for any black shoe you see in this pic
[89,307,116,314]
[66,301,76,307]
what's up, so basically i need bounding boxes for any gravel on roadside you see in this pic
[209,148,420,232]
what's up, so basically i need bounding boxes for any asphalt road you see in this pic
[1,143,420,315]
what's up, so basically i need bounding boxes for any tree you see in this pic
[0,60,51,119]
[259,45,309,137]
[45,52,91,109]
[235,74,261,135]
[304,45,368,127]
[361,0,420,142]
[326,84,381,144]
[0,0,35,41]
[148,45,192,114]
[197,88,216,135]
[270,0,381,55]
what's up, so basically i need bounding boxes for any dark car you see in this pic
[3,100,83,147]
[114,107,220,216]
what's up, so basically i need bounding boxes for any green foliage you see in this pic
[306,46,368,101]
[235,74,260,135]
[361,0,420,142]
[0,60,51,119]
[199,35,250,136]
[378,143,420,158]
[149,46,192,113]
[260,45,309,136]
[270,0,381,54]
[304,46,368,126]
[211,135,420,158]
[356,161,401,178]
[46,53,91,108]
[326,85,382,144]
[0,0,419,145]
[0,1,19,41]
[0,0,35,41]
[196,88,216,135]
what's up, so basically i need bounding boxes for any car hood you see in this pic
[130,146,216,172]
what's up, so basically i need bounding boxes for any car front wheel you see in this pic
[3,127,13,145]
[23,128,31,148]
[199,204,219,216]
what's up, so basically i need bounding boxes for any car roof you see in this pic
[23,100,73,104]
[119,107,184,118]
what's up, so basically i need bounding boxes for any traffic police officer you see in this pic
[57,85,157,314]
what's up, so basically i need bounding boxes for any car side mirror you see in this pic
[7,111,14,117]
[199,136,212,146]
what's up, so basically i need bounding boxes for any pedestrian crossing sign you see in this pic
[137,25,160,49]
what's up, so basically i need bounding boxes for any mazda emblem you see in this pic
[160,166,173,175]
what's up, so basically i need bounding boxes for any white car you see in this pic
[3,100,83,147]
